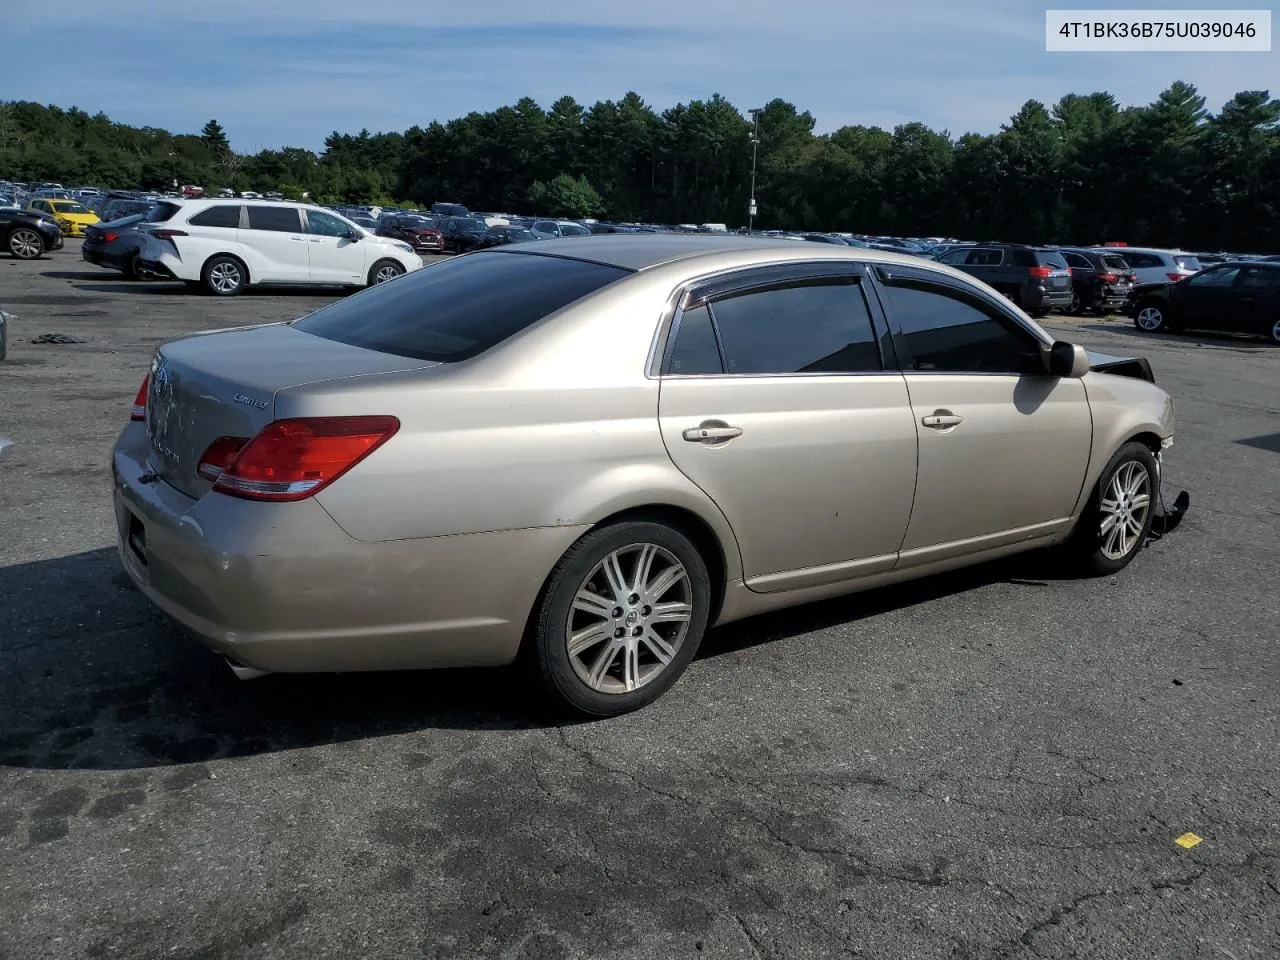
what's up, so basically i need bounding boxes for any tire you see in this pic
[1068,292,1082,315]
[1269,316,1280,346]
[527,520,712,717]
[8,228,44,260]
[368,259,405,286]
[1133,301,1167,333]
[202,255,247,296]
[123,255,141,281]
[1066,441,1159,576]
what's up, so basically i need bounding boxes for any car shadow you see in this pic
[0,545,1091,771]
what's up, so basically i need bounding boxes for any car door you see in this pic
[1230,266,1280,336]
[302,208,366,284]
[1062,251,1095,303]
[657,263,918,592]
[238,205,310,283]
[1171,265,1241,330]
[869,264,1092,565]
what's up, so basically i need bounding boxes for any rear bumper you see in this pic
[83,246,133,271]
[112,423,583,673]
[136,258,177,280]
[1028,288,1074,311]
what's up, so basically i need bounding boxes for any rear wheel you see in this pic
[368,259,404,286]
[1067,441,1158,575]
[528,521,712,717]
[1269,316,1280,346]
[1134,301,1167,332]
[8,228,44,260]
[1068,292,1082,314]
[202,255,246,296]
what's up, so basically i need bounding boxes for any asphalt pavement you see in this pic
[1,243,1277,959]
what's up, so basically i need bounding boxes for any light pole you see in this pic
[748,107,762,232]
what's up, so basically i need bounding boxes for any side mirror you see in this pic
[1047,340,1090,378]
[347,229,362,241]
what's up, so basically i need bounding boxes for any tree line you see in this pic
[2,81,1277,250]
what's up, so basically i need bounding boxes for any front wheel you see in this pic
[8,228,44,260]
[1269,316,1280,346]
[1067,441,1158,575]
[528,521,712,717]
[1134,302,1167,332]
[368,259,405,286]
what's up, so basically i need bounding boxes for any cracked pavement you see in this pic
[1,247,1277,958]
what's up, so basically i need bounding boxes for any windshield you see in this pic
[292,251,630,362]
[456,218,488,231]
[52,201,90,214]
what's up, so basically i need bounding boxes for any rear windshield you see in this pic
[292,251,631,363]
[1174,254,1202,271]
[1102,254,1130,271]
[1035,251,1070,269]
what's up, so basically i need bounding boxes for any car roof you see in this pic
[506,234,939,272]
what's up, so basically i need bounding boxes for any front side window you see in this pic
[1238,267,1280,290]
[1185,267,1239,288]
[703,279,882,375]
[878,273,1045,376]
[966,249,1003,266]
[293,251,629,363]
[188,205,242,228]
[305,210,351,238]
[245,205,302,233]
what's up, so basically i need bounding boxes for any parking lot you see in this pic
[1,242,1277,959]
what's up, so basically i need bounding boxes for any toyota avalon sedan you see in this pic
[113,236,1176,716]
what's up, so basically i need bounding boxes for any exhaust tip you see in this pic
[224,656,272,681]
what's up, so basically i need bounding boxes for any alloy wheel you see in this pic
[1135,306,1164,331]
[1099,460,1151,560]
[9,229,42,259]
[565,543,693,694]
[375,264,402,284]
[1271,318,1280,345]
[209,262,241,293]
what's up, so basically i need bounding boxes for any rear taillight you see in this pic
[150,229,187,239]
[211,416,399,502]
[130,375,149,421]
[102,232,119,243]
[1127,273,1137,283]
[1100,273,1118,283]
[1167,272,1184,281]
[1028,266,1052,279]
[197,436,249,481]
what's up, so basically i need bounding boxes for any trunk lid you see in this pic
[145,322,436,499]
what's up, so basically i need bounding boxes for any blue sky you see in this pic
[7,0,1273,151]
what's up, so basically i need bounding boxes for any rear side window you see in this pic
[1008,249,1035,267]
[246,205,302,232]
[969,249,1004,266]
[705,280,881,375]
[188,205,242,228]
[667,304,723,375]
[292,251,629,363]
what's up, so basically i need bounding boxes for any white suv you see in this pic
[1092,246,1201,285]
[136,199,422,296]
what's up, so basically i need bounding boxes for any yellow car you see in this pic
[27,198,100,237]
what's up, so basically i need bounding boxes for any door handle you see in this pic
[922,411,964,429]
[682,423,743,443]
[290,236,307,242]
[308,238,325,243]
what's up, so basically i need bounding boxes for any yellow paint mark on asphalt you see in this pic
[1175,832,1203,849]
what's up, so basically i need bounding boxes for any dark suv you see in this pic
[1052,248,1136,314]
[933,244,1073,316]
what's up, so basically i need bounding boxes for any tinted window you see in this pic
[1008,249,1035,267]
[534,221,556,233]
[1238,266,1280,289]
[1124,252,1162,268]
[968,249,1003,266]
[306,210,351,237]
[938,249,970,265]
[1102,255,1130,271]
[667,304,723,375]
[293,251,629,363]
[1185,267,1239,287]
[707,280,881,375]
[246,205,302,232]
[879,275,1044,375]
[188,204,242,228]
[1035,252,1070,270]
[1062,252,1092,269]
